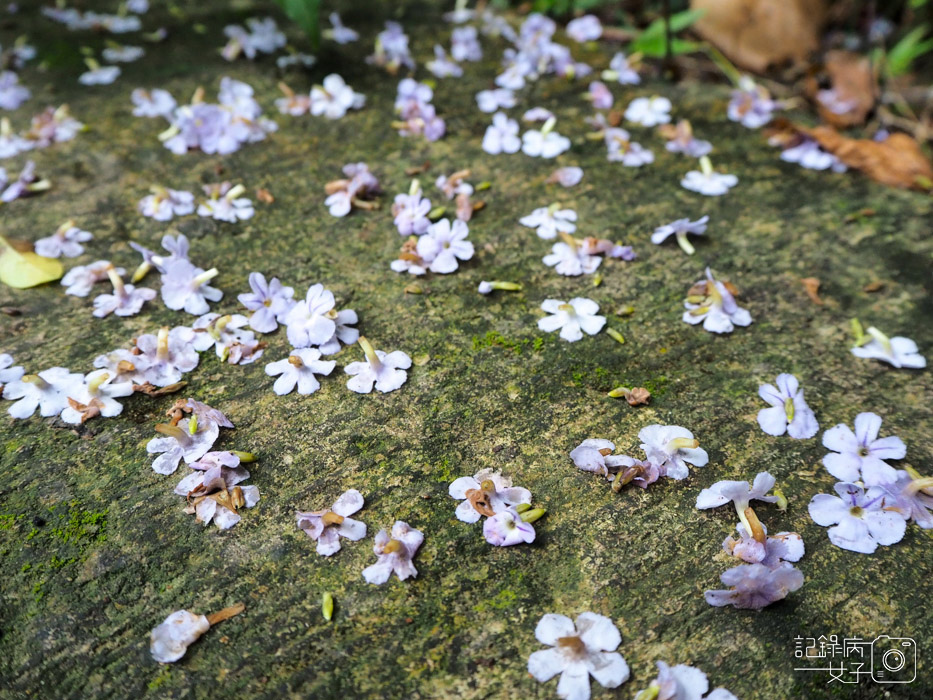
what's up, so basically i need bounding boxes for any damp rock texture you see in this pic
[1,2,931,699]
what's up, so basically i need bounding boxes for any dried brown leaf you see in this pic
[801,277,823,305]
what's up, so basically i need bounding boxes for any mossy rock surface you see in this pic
[1,2,932,699]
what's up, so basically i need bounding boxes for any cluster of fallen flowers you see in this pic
[0,106,84,160]
[138,182,254,223]
[448,469,547,546]
[132,77,277,155]
[296,490,424,584]
[393,78,446,142]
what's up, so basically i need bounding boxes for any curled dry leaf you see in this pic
[800,277,823,305]
[806,51,877,128]
[692,0,826,73]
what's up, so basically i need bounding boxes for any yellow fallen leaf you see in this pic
[0,235,64,288]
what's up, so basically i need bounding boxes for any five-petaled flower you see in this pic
[704,562,804,609]
[265,348,335,395]
[448,469,531,523]
[296,489,367,556]
[808,482,906,553]
[344,337,411,394]
[821,412,905,487]
[851,327,926,369]
[682,267,752,334]
[538,298,606,342]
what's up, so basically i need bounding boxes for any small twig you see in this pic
[206,602,245,626]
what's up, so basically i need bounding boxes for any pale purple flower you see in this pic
[60,369,134,424]
[127,0,149,13]
[482,112,521,155]
[275,53,316,71]
[604,128,654,166]
[808,482,906,553]
[851,327,926,369]
[275,87,311,116]
[416,219,474,274]
[2,367,84,419]
[0,70,30,110]
[146,399,228,474]
[476,88,515,113]
[567,15,602,42]
[344,338,411,394]
[683,267,752,334]
[723,523,805,567]
[393,192,432,236]
[426,45,462,78]
[664,124,713,158]
[395,78,433,118]
[325,162,380,218]
[873,470,933,530]
[637,662,739,700]
[319,309,359,355]
[284,283,336,348]
[538,298,606,342]
[174,452,259,530]
[484,507,535,546]
[639,424,708,480]
[79,65,121,86]
[102,45,144,62]
[625,96,671,126]
[522,124,570,158]
[362,520,423,584]
[821,412,905,487]
[728,77,778,129]
[150,611,210,663]
[222,17,285,60]
[134,326,200,387]
[61,260,123,297]
[161,263,222,315]
[296,489,367,555]
[570,439,630,477]
[548,167,583,187]
[696,473,779,533]
[757,373,819,439]
[138,187,195,221]
[191,313,264,365]
[527,612,630,700]
[310,74,365,119]
[543,241,601,277]
[449,469,531,523]
[605,52,640,85]
[652,215,708,255]
[0,121,34,159]
[435,172,473,200]
[681,159,738,196]
[197,182,254,222]
[265,348,335,396]
[395,102,446,142]
[451,25,482,62]
[367,21,415,73]
[34,221,92,258]
[0,353,24,386]
[519,205,576,240]
[705,562,803,609]
[325,12,359,44]
[92,272,155,318]
[237,272,294,333]
[1,160,47,203]
[588,80,613,110]
[25,105,82,146]
[780,138,846,172]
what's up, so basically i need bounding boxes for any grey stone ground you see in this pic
[0,2,931,699]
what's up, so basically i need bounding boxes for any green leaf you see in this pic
[630,9,706,55]
[272,0,321,50]
[887,24,933,77]
[0,236,63,288]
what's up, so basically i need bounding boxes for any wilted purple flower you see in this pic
[310,74,365,119]
[873,469,933,530]
[625,96,671,126]
[146,398,229,474]
[24,105,83,147]
[1,160,49,202]
[416,219,474,274]
[134,326,200,387]
[538,298,606,342]
[662,119,713,158]
[484,507,535,546]
[367,21,415,73]
[723,523,804,567]
[325,162,380,218]
[138,186,194,221]
[34,220,92,258]
[427,45,462,78]
[175,452,260,530]
[296,489,367,555]
[822,412,904,486]
[639,424,708,480]
[527,612,630,700]
[637,662,738,700]
[519,205,576,240]
[92,266,155,318]
[546,167,583,187]
[149,610,210,664]
[344,337,411,394]
[567,15,602,42]
[808,482,906,553]
[652,215,708,255]
[543,239,601,277]
[683,267,752,334]
[696,473,778,539]
[62,260,123,297]
[451,25,482,62]
[705,562,803,609]
[757,373,819,439]
[570,439,629,477]
[393,191,432,236]
[60,369,134,424]
[192,313,264,365]
[482,112,521,155]
[362,520,423,584]
[728,77,778,129]
[284,283,336,348]
[587,80,613,110]
[604,128,654,166]
[325,12,358,44]
[265,348,335,396]
[197,182,254,222]
[851,327,926,369]
[237,272,294,333]
[476,87,515,113]
[449,469,531,522]
[2,367,84,419]
[0,70,30,109]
